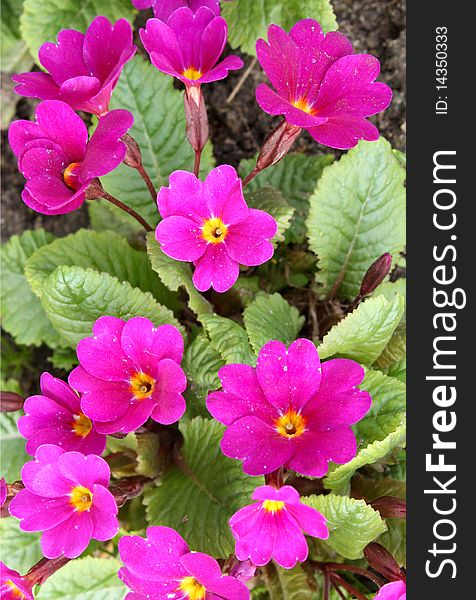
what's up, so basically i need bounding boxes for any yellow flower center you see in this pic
[182,67,203,81]
[72,412,93,438]
[129,371,155,400]
[262,500,286,513]
[178,576,206,600]
[63,162,82,191]
[5,581,26,599]
[70,485,93,512]
[291,97,315,114]
[275,409,307,438]
[202,217,228,244]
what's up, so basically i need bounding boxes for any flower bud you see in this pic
[184,86,209,154]
[360,253,393,297]
[121,133,143,169]
[371,496,407,519]
[364,542,404,582]
[256,120,301,172]
[0,391,24,412]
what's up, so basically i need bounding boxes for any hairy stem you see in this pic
[193,148,202,178]
[135,163,157,202]
[330,573,369,600]
[102,191,154,232]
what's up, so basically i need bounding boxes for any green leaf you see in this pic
[99,58,214,227]
[241,153,334,244]
[303,494,387,560]
[182,335,224,419]
[88,199,143,240]
[378,518,406,567]
[264,563,317,600]
[0,411,28,482]
[0,519,42,573]
[246,187,294,245]
[200,314,256,365]
[243,293,304,353]
[135,431,161,478]
[373,324,406,371]
[48,347,79,371]
[372,279,406,307]
[37,557,126,600]
[387,357,406,382]
[1,229,62,347]
[325,370,406,494]
[20,0,136,62]
[25,229,179,310]
[144,417,261,557]
[222,0,337,56]
[1,0,32,73]
[319,295,405,365]
[40,265,182,348]
[146,232,212,316]
[307,138,406,300]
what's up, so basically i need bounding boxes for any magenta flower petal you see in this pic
[375,580,406,600]
[203,165,249,226]
[193,244,240,293]
[157,170,208,222]
[41,512,94,559]
[1,563,34,600]
[150,359,187,424]
[272,510,309,568]
[179,552,222,585]
[57,452,110,489]
[71,369,130,423]
[307,115,380,149]
[286,503,329,539]
[0,479,6,506]
[156,215,208,261]
[121,320,184,371]
[39,30,88,84]
[89,485,120,540]
[18,144,68,180]
[35,100,88,160]
[94,399,155,435]
[224,209,276,266]
[9,490,71,531]
[255,83,328,128]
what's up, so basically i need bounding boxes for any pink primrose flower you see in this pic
[8,100,133,215]
[140,6,243,87]
[375,581,406,600]
[0,563,34,600]
[69,316,186,434]
[230,485,328,569]
[255,19,392,149]
[0,478,6,506]
[118,526,250,600]
[12,16,136,116]
[133,0,220,21]
[18,372,106,457]
[9,445,118,559]
[207,338,371,477]
[156,166,277,293]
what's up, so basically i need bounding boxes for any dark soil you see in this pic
[1,0,405,242]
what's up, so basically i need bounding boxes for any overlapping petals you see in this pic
[156,165,277,292]
[12,17,136,116]
[69,316,186,434]
[375,581,406,600]
[230,485,328,569]
[133,0,220,21]
[8,100,133,214]
[256,19,392,149]
[140,6,243,86]
[9,445,118,559]
[119,526,250,599]
[18,372,106,456]
[207,338,371,477]
[0,563,34,600]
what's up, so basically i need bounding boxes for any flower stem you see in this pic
[102,191,154,232]
[26,556,70,586]
[322,569,330,600]
[330,573,370,600]
[330,578,347,600]
[321,562,385,587]
[193,148,202,178]
[135,163,157,202]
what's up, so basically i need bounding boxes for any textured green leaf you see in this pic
[146,233,212,316]
[264,563,317,600]
[0,519,42,573]
[372,279,406,306]
[303,494,387,560]
[223,0,337,56]
[387,358,406,382]
[325,370,406,493]
[374,324,406,371]
[241,153,334,243]
[37,557,126,600]
[0,411,28,482]
[0,229,62,347]
[99,58,214,227]
[378,519,406,567]
[41,266,181,348]
[307,138,406,300]
[243,293,304,353]
[145,417,261,557]
[200,314,256,365]
[25,229,179,310]
[246,187,294,245]
[182,335,224,419]
[48,347,79,371]
[20,0,136,62]
[319,295,405,365]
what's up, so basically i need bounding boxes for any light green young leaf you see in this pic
[243,293,304,353]
[41,266,182,348]
[0,229,62,347]
[20,0,136,61]
[373,324,406,371]
[0,519,42,573]
[245,187,294,245]
[319,295,405,365]
[1,0,32,73]
[99,58,214,227]
[25,229,179,310]
[241,153,334,244]
[264,563,317,600]
[145,417,261,557]
[307,138,406,300]
[200,314,256,365]
[372,279,406,306]
[0,411,28,482]
[378,519,406,567]
[37,557,126,600]
[146,233,212,316]
[223,0,337,56]
[303,494,387,560]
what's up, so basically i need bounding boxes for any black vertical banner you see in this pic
[407,1,473,597]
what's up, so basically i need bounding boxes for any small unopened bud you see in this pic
[84,177,105,200]
[256,120,302,172]
[360,253,393,297]
[121,133,143,168]
[0,391,24,412]
[371,496,407,519]
[184,86,209,154]
[364,542,404,582]
[229,559,257,583]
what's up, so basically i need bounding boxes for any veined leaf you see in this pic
[200,314,256,365]
[264,563,317,600]
[0,519,42,573]
[245,187,294,245]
